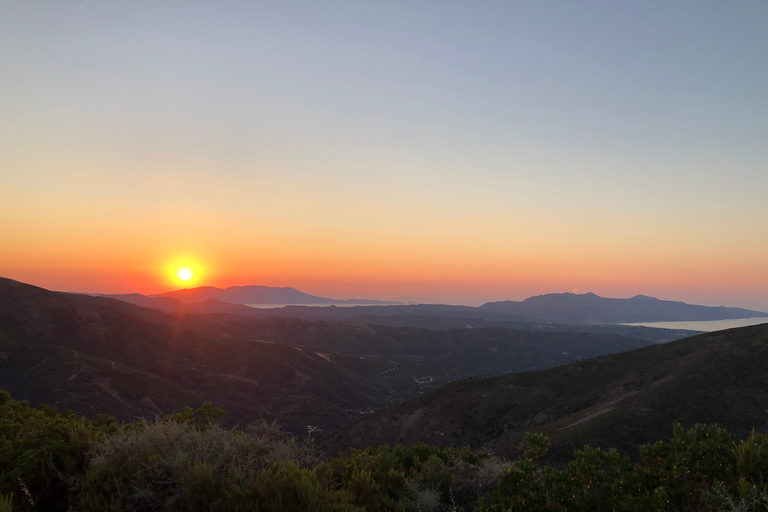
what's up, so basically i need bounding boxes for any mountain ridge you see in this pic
[147,285,401,305]
[479,291,767,323]
[1,276,663,436]
[94,287,767,325]
[325,322,768,462]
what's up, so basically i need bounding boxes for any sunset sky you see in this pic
[1,2,767,309]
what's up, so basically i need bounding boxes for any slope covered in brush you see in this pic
[328,323,768,462]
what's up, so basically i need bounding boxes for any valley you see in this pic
[0,277,697,438]
[327,323,768,463]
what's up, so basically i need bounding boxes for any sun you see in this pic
[165,258,204,288]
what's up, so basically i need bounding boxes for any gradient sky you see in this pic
[1,1,767,309]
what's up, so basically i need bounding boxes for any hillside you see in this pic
[0,277,661,437]
[0,278,414,433]
[93,293,256,315]
[98,292,703,343]
[119,290,765,325]
[327,323,768,462]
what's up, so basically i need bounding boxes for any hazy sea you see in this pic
[246,303,377,309]
[624,317,768,332]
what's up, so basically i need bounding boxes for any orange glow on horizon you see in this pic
[2,3,767,312]
[1,216,767,310]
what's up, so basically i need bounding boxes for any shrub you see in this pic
[0,493,13,512]
[12,384,768,512]
[475,424,768,512]
[327,443,509,511]
[0,390,116,512]
[79,415,319,512]
[255,461,356,512]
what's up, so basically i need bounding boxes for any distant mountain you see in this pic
[478,292,767,323]
[148,285,400,305]
[90,291,701,344]
[98,289,766,326]
[326,322,768,462]
[1,277,663,436]
[91,292,709,344]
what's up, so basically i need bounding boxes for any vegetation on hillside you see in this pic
[3,389,768,511]
[0,277,667,439]
[330,323,768,462]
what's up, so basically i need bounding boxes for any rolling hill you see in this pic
[0,278,412,434]
[94,292,705,344]
[1,277,665,437]
[99,290,766,327]
[326,322,768,462]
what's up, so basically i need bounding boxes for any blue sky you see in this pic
[1,1,767,308]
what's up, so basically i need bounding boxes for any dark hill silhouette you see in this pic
[140,289,764,323]
[259,295,766,325]
[97,289,761,343]
[0,278,412,433]
[1,277,667,437]
[95,293,255,314]
[326,323,768,462]
[147,285,399,305]
[479,292,767,323]
[91,292,701,343]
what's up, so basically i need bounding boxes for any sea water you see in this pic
[623,317,768,332]
[245,303,377,309]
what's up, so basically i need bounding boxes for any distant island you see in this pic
[100,285,403,306]
[91,286,768,325]
[478,292,768,324]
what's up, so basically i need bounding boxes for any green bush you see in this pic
[0,493,13,512]
[80,414,319,512]
[8,387,768,511]
[476,424,768,512]
[326,443,509,511]
[255,461,355,512]
[0,390,117,512]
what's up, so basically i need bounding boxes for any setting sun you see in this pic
[164,259,204,288]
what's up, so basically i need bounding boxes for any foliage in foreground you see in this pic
[0,389,118,511]
[4,389,768,511]
[479,426,768,512]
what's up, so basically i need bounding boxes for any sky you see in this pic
[1,1,767,309]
